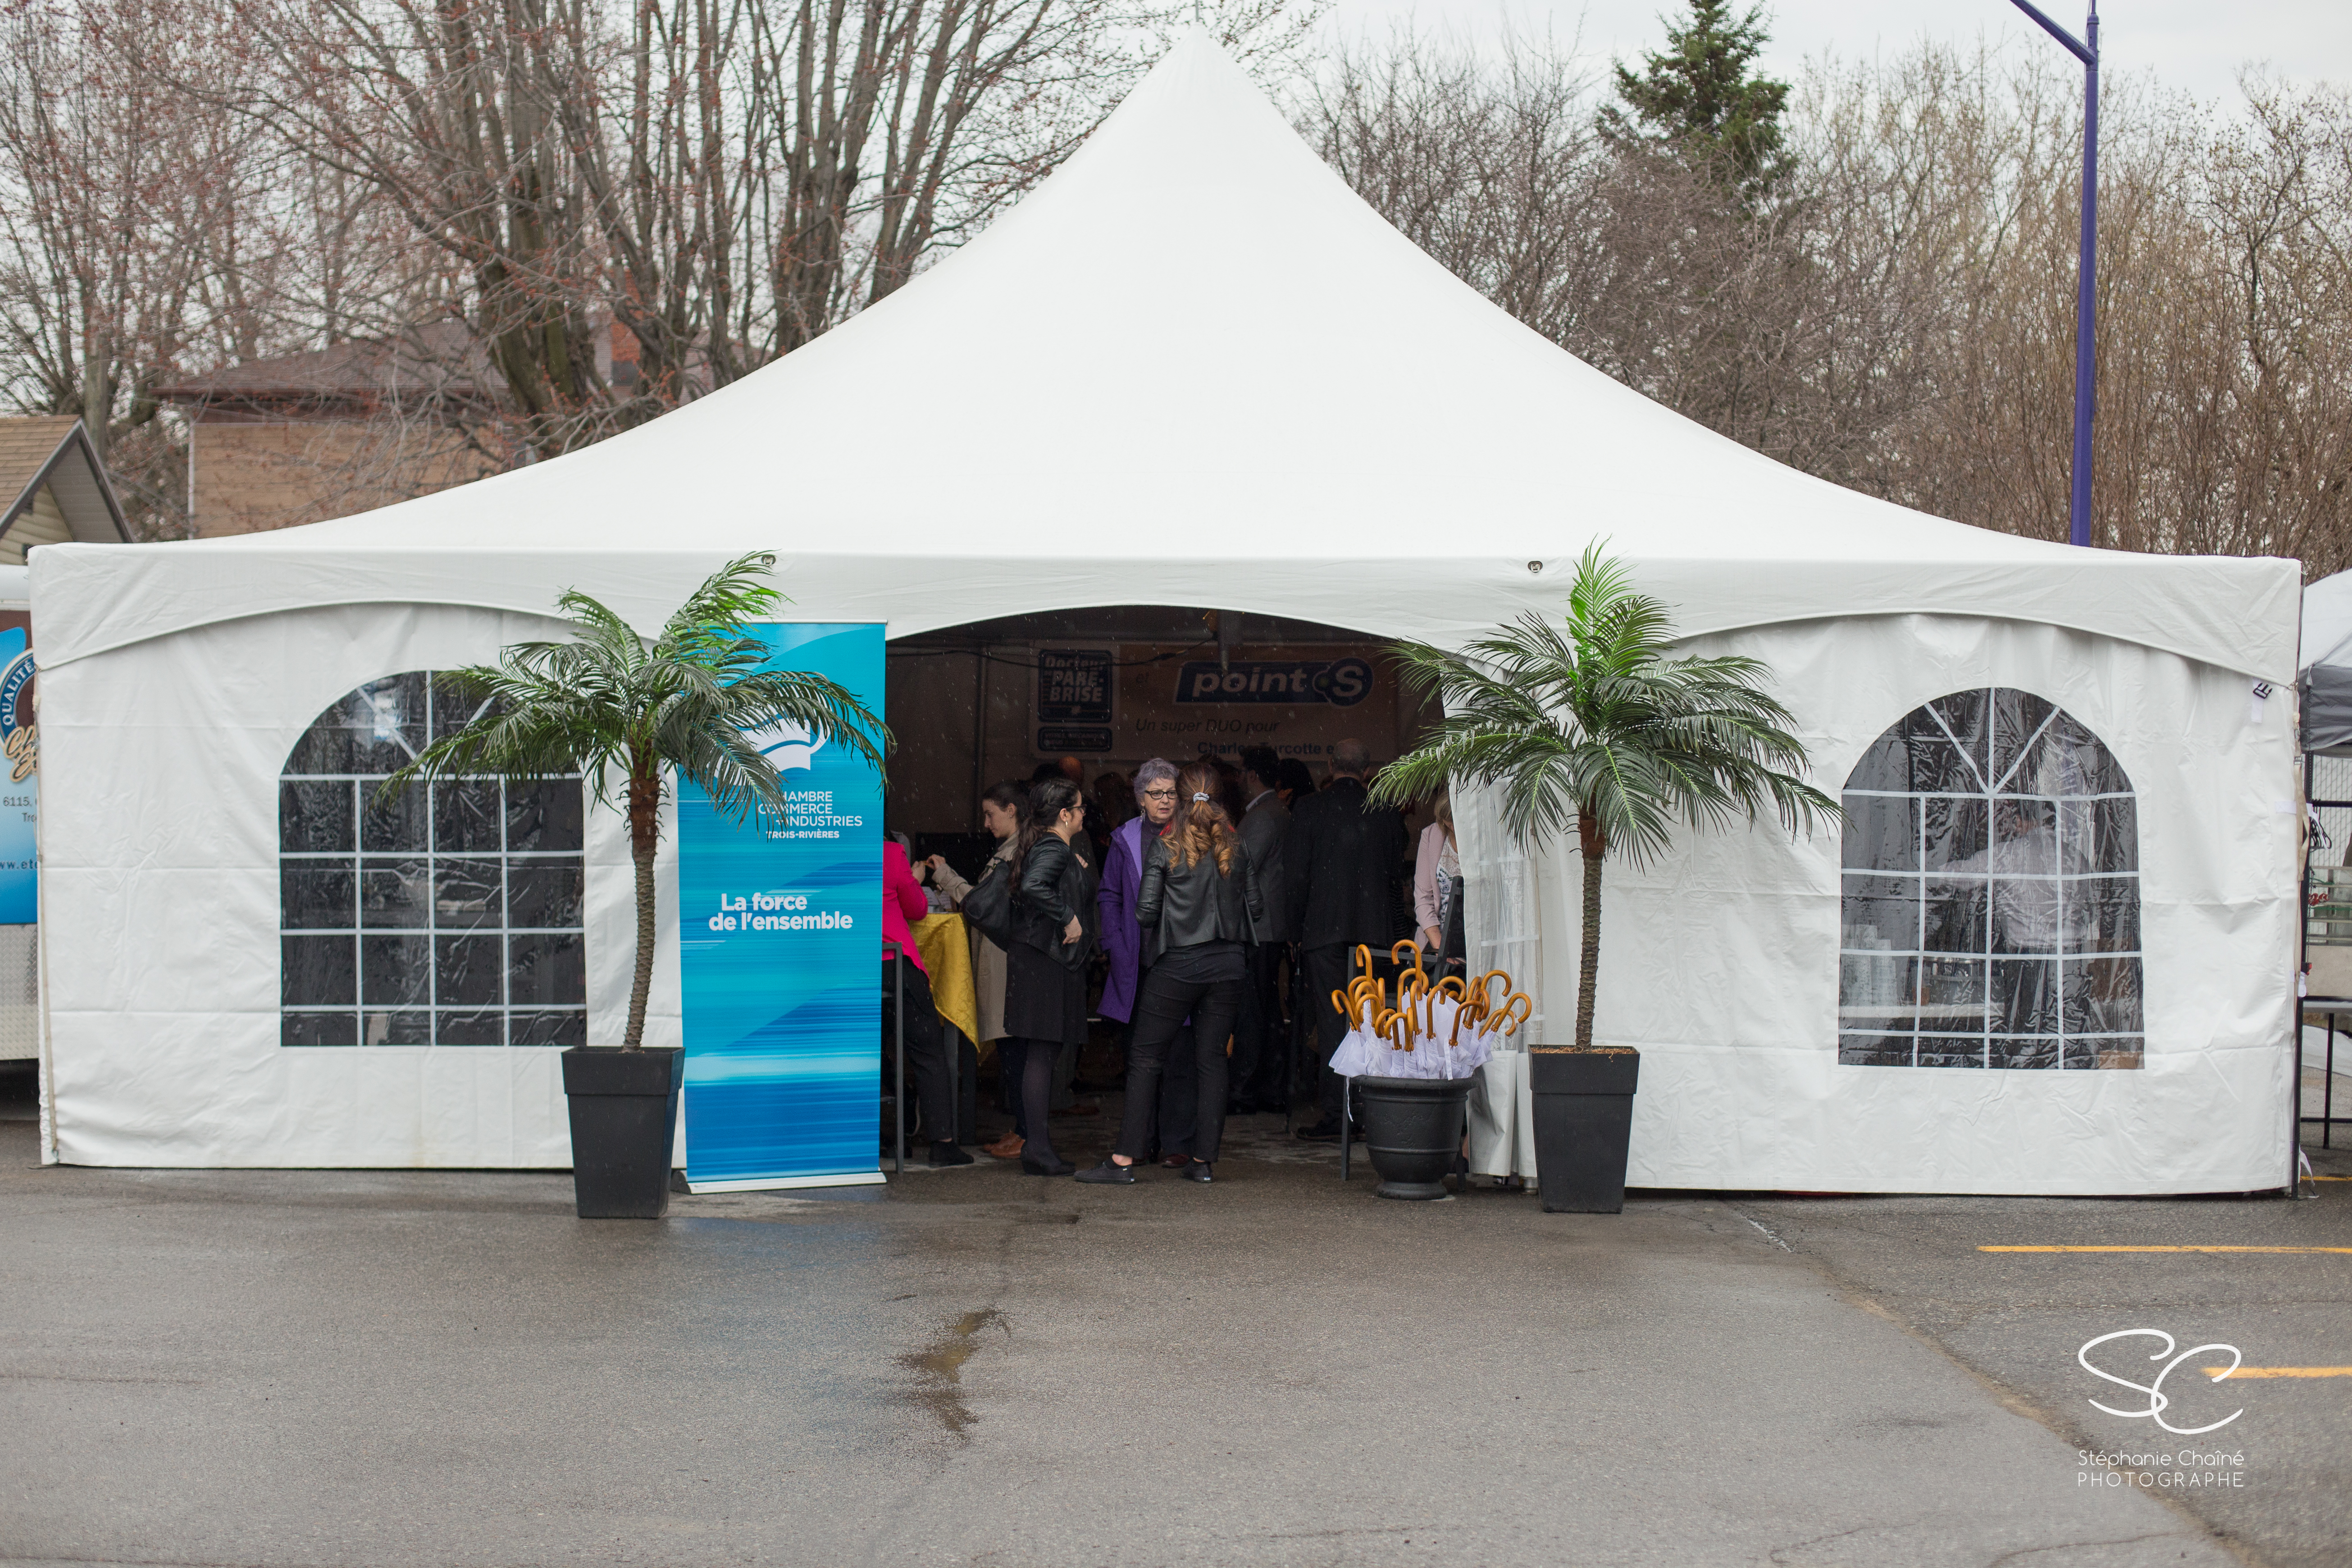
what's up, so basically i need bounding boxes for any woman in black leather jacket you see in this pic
[1079,761,1262,1185]
[1001,778,1097,1176]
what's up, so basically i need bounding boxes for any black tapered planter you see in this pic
[561,1046,683,1219]
[1530,1047,1640,1213]
[1357,1075,1475,1200]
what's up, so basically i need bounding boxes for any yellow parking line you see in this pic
[2313,1175,2352,1181]
[1978,1245,2352,1253]
[2205,1367,2352,1379]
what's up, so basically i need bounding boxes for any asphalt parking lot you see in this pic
[1739,1134,2352,1568]
[1,1067,2344,1568]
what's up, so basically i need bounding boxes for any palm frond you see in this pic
[1369,549,1843,867]
[376,556,890,832]
[661,553,782,656]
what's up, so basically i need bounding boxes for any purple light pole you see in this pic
[2007,0,2099,547]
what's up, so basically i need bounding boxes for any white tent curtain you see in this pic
[1455,777,1544,1178]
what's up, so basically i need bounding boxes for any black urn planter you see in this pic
[561,1046,683,1219]
[1529,1047,1640,1213]
[1356,1075,1475,1200]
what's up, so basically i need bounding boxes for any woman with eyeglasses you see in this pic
[1080,761,1263,1185]
[1097,758,1183,1154]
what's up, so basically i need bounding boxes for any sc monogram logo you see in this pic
[2078,1330,2244,1436]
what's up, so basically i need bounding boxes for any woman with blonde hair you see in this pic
[1078,761,1262,1185]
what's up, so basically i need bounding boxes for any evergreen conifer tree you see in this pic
[1600,0,1794,201]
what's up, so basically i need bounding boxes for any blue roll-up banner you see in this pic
[0,629,36,926]
[677,623,885,1191]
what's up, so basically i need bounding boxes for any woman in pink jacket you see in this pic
[883,840,970,1165]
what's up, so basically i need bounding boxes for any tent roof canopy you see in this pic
[28,32,2297,680]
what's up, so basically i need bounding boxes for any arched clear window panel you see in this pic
[1838,688,2142,1070]
[278,671,586,1047]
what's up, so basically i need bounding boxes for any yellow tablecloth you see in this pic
[910,912,980,1045]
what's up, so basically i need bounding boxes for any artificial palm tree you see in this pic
[1369,546,1838,1050]
[382,552,889,1049]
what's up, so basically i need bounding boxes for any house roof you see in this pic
[153,323,492,416]
[0,417,130,545]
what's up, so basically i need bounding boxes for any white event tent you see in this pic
[32,34,2301,1192]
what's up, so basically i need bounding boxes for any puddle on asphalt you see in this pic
[898,1308,1007,1437]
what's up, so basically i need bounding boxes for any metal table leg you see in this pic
[944,1021,960,1147]
[2314,1006,2333,1152]
[1340,1079,1351,1182]
[888,942,906,1175]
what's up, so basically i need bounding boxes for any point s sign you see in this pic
[1176,657,1374,708]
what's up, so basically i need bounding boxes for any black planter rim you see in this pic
[561,1045,683,1097]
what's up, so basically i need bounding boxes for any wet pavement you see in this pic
[1,1075,2344,1567]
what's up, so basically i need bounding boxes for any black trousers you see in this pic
[1122,973,1197,1157]
[1117,965,1245,1165]
[1231,942,1290,1109]
[1157,1020,1199,1158]
[1302,943,1360,1122]
[880,960,956,1145]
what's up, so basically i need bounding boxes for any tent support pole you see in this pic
[890,942,907,1176]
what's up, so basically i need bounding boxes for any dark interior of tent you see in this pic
[875,605,1443,1166]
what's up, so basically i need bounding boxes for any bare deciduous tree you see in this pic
[220,0,1322,463]
[1312,30,2352,577]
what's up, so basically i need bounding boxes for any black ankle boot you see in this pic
[1021,1152,1076,1176]
[1181,1160,1213,1184]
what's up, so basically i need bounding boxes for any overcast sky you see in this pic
[1313,0,2352,108]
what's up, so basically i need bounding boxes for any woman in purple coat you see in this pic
[1098,758,1181,1148]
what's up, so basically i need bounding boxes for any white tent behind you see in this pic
[30,34,2302,1194]
[2300,568,2352,753]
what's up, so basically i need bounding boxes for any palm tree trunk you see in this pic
[1575,808,1605,1051]
[623,762,661,1050]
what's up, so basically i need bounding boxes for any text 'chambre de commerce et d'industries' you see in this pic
[702,792,867,934]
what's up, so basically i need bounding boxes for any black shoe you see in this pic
[929,1141,975,1168]
[1021,1153,1076,1177]
[1296,1120,1345,1143]
[1181,1160,1213,1184]
[1075,1158,1136,1185]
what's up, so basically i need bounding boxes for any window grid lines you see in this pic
[1838,688,2141,1071]
[279,670,586,1048]
[1926,696,1991,796]
[1992,707,2064,795]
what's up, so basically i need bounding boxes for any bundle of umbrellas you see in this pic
[1326,941,1532,1081]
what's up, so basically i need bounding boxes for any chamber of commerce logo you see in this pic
[744,717,825,774]
[2079,1329,2243,1435]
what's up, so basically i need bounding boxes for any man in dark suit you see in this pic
[1284,738,1407,1140]
[1230,744,1291,1114]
